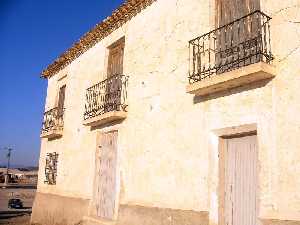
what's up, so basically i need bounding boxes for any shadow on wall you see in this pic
[90,119,124,131]
[193,78,272,104]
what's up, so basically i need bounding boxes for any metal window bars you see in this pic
[44,152,58,185]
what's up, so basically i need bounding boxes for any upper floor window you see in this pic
[57,85,66,116]
[41,85,66,139]
[107,37,125,77]
[83,37,128,127]
[187,0,274,96]
[188,0,272,83]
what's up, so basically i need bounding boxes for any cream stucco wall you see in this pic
[260,0,300,220]
[36,0,300,223]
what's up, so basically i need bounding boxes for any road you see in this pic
[0,186,36,221]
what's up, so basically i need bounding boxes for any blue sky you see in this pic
[0,0,123,166]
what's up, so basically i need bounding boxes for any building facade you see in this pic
[31,0,300,225]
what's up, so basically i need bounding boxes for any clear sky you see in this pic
[0,0,123,167]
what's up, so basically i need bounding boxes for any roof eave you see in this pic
[41,0,157,79]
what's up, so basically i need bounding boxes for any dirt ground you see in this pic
[0,214,30,225]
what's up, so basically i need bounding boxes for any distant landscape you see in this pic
[0,165,38,170]
[0,165,38,225]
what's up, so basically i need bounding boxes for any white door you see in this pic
[224,135,258,225]
[94,131,118,220]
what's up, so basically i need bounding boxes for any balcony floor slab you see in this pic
[40,128,63,139]
[186,62,276,96]
[83,111,127,127]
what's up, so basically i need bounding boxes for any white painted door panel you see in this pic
[94,131,118,220]
[225,135,258,225]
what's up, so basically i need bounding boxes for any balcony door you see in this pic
[57,85,66,117]
[105,38,125,112]
[107,38,124,77]
[215,0,261,73]
[216,0,260,27]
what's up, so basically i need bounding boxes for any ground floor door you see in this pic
[223,134,258,225]
[94,131,118,220]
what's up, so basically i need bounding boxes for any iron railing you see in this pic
[189,10,273,83]
[41,107,64,134]
[84,74,128,120]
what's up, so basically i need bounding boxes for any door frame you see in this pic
[218,131,258,225]
[208,123,259,225]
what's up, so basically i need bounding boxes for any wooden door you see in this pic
[224,135,258,225]
[94,131,118,220]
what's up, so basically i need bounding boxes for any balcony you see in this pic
[83,74,128,127]
[187,11,276,96]
[41,107,64,139]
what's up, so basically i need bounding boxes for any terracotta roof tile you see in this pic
[42,0,157,78]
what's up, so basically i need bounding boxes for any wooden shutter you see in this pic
[215,0,261,73]
[216,0,260,27]
[107,38,125,77]
[224,135,258,225]
[57,85,66,116]
[95,131,118,220]
[105,38,125,112]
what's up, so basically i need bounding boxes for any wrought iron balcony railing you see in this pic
[84,74,128,120]
[189,10,273,83]
[41,107,64,134]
